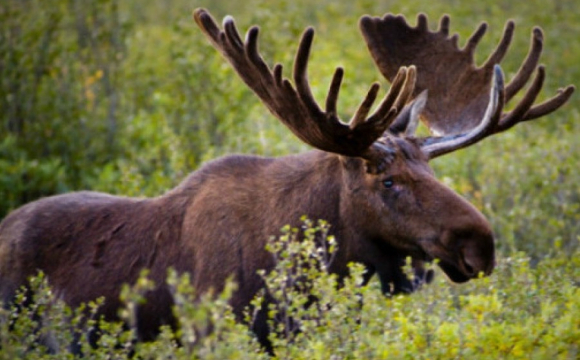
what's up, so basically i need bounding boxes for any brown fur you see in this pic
[0,141,494,346]
[0,9,507,349]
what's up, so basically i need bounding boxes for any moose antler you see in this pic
[360,14,575,158]
[194,9,416,170]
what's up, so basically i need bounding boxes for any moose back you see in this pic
[0,9,573,347]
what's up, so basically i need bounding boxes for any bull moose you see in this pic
[0,8,574,349]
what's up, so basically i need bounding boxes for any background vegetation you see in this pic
[1,0,578,358]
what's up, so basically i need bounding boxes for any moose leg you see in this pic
[373,255,434,295]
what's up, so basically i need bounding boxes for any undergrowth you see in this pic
[1,221,578,359]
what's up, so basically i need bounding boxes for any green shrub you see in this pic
[0,0,130,214]
[1,221,579,359]
[1,0,579,358]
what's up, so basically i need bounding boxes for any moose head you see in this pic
[193,9,573,287]
[0,8,573,351]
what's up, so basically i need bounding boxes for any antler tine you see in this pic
[294,28,325,117]
[246,27,273,80]
[496,65,545,132]
[483,21,514,68]
[498,68,575,131]
[465,23,488,56]
[350,83,381,129]
[521,85,575,121]
[504,27,543,101]
[194,8,415,162]
[194,9,221,44]
[393,65,417,111]
[224,16,244,51]
[370,66,414,126]
[325,67,344,117]
[438,15,450,35]
[353,66,412,132]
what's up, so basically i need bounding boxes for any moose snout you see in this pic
[419,228,495,283]
[460,234,496,278]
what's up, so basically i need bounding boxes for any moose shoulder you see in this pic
[0,9,573,349]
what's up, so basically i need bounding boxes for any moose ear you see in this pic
[388,90,428,136]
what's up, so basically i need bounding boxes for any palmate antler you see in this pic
[360,14,575,158]
[193,9,416,171]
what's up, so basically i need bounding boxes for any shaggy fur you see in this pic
[0,145,494,347]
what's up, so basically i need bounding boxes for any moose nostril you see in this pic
[463,258,476,276]
[461,239,495,277]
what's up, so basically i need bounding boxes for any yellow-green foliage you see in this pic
[1,0,578,257]
[1,0,579,358]
[1,222,579,359]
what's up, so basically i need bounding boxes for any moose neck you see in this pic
[259,151,375,277]
[264,150,344,222]
[170,150,356,276]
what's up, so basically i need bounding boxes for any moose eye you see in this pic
[382,178,394,189]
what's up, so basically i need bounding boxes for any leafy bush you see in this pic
[0,0,130,210]
[1,0,579,358]
[1,220,579,359]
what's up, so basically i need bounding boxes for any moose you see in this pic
[0,8,573,349]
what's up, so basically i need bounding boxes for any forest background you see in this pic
[1,0,579,358]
